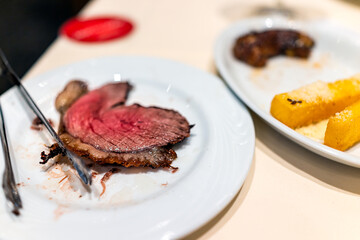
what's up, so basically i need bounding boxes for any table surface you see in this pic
[23,0,360,239]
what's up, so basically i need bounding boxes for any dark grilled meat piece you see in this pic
[233,29,315,67]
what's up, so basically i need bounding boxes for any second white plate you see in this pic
[215,16,360,167]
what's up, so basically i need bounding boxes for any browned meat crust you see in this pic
[60,133,177,168]
[233,29,315,67]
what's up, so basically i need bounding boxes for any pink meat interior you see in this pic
[63,82,190,153]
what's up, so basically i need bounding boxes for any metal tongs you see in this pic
[0,50,92,189]
[0,100,22,215]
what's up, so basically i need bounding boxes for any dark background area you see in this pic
[0,0,89,93]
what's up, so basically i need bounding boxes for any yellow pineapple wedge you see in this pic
[270,76,360,129]
[324,100,360,151]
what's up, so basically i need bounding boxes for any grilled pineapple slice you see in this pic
[324,100,360,151]
[270,77,360,129]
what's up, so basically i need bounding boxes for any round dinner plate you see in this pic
[0,56,255,240]
[215,16,360,167]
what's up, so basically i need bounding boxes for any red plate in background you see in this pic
[60,16,134,42]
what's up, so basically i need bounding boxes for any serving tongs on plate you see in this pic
[0,100,22,215]
[0,50,92,190]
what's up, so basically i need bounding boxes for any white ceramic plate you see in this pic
[215,16,360,167]
[0,56,254,240]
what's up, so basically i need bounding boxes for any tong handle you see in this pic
[0,101,22,215]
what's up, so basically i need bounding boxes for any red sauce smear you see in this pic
[16,182,25,187]
[100,168,120,197]
[31,117,54,131]
[170,166,178,173]
[91,171,98,178]
[59,175,68,184]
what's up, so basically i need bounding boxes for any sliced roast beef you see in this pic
[63,82,190,153]
[50,80,190,168]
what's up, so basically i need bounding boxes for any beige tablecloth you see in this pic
[24,0,360,239]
